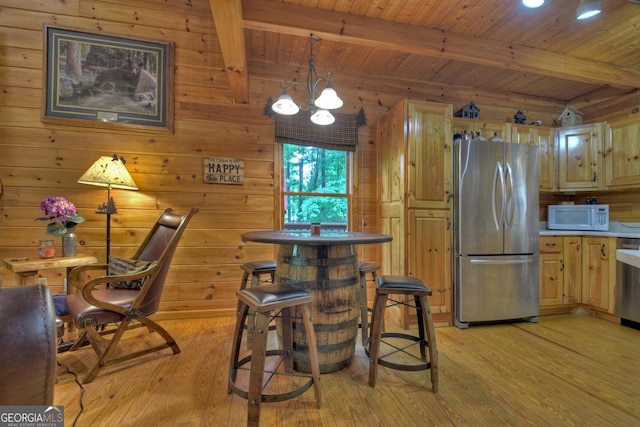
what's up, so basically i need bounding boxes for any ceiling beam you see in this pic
[242,0,640,91]
[209,0,249,104]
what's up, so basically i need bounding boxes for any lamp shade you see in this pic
[310,109,335,125]
[272,92,300,115]
[78,155,138,190]
[314,86,344,110]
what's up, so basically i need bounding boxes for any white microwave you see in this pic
[547,204,609,231]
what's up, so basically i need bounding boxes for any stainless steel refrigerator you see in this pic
[453,137,540,329]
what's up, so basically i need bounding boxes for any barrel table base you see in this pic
[276,243,360,373]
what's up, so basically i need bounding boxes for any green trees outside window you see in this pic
[283,143,348,226]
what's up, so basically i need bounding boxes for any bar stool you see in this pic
[239,260,277,290]
[228,282,322,427]
[358,262,380,346]
[240,260,278,341]
[365,275,438,392]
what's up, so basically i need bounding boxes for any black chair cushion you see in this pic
[377,275,429,291]
[241,282,311,305]
[359,262,380,274]
[242,260,277,272]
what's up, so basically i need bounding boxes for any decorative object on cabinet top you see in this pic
[455,101,480,119]
[558,106,583,126]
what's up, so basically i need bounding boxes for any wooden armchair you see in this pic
[64,207,198,383]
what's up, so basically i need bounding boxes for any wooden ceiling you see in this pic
[211,0,640,120]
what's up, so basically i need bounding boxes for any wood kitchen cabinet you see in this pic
[604,115,640,189]
[581,236,616,313]
[539,236,581,308]
[540,235,616,315]
[378,99,453,326]
[534,127,555,191]
[539,236,563,306]
[556,123,605,191]
[452,117,508,142]
[408,209,452,323]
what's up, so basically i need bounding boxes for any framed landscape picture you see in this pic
[42,25,175,133]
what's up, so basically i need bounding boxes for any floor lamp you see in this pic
[78,154,138,264]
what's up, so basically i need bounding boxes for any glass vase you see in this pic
[62,227,77,257]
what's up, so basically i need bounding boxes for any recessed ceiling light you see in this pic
[522,0,544,8]
[577,0,601,19]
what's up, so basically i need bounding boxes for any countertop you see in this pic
[540,222,640,268]
[616,249,640,269]
[540,221,640,238]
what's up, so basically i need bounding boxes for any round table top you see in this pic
[242,230,393,246]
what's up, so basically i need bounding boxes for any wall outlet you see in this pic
[37,277,47,286]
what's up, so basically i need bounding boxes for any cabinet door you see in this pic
[604,116,640,189]
[537,127,556,191]
[539,236,562,307]
[581,236,609,310]
[510,124,536,145]
[557,124,603,190]
[408,209,452,320]
[540,253,563,306]
[562,236,582,304]
[378,102,407,276]
[407,101,452,209]
[452,118,509,141]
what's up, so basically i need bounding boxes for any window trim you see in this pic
[274,143,355,230]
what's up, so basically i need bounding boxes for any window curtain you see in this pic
[266,101,367,152]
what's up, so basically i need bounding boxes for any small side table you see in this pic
[2,255,98,291]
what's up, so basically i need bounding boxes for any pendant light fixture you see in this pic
[271,34,343,126]
[577,0,601,19]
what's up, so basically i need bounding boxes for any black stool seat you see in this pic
[240,260,277,290]
[359,262,380,274]
[377,275,431,292]
[366,275,438,392]
[229,282,321,426]
[242,282,314,306]
[241,260,277,273]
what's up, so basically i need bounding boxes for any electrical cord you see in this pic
[57,359,85,427]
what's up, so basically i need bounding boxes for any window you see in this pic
[282,143,350,229]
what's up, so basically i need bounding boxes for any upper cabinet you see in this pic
[454,119,555,191]
[452,118,508,142]
[408,102,453,210]
[536,126,555,191]
[604,115,640,189]
[556,123,605,191]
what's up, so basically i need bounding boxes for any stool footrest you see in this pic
[365,332,431,372]
[229,349,315,403]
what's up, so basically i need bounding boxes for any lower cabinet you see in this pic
[539,236,581,307]
[539,235,616,314]
[581,236,617,313]
[407,209,452,326]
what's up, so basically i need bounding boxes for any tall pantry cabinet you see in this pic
[377,100,453,327]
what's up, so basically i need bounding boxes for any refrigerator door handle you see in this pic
[505,161,515,231]
[492,161,505,229]
[470,259,534,265]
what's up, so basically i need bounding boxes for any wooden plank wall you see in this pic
[1,0,635,319]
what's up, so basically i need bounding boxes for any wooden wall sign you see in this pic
[204,157,244,185]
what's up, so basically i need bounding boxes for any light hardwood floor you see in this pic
[54,313,640,426]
